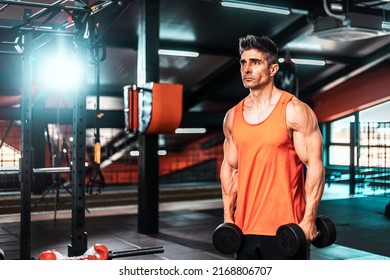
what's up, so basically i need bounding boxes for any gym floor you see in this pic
[0,183,389,260]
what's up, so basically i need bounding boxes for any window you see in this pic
[360,101,390,122]
[328,101,390,167]
[329,145,350,166]
[0,143,21,168]
[330,116,355,144]
[329,115,355,166]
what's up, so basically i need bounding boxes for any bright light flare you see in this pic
[36,52,84,92]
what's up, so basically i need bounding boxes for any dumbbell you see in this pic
[276,215,337,257]
[212,223,242,255]
[212,216,336,256]
[0,248,5,260]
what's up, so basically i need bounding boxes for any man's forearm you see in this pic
[302,163,325,223]
[220,163,238,223]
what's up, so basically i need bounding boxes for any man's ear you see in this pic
[269,63,279,77]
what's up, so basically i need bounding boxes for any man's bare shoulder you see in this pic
[223,107,235,133]
[286,97,318,129]
[287,96,314,115]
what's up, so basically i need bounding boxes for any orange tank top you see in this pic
[231,91,305,236]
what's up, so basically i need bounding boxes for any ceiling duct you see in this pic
[312,0,388,41]
[312,12,388,41]
[355,1,390,11]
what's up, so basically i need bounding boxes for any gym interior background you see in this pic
[0,0,389,260]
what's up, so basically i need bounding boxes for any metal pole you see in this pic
[20,26,33,260]
[137,0,160,234]
[68,0,88,257]
[349,122,356,195]
[0,167,71,175]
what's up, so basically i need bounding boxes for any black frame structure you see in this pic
[0,0,92,259]
[0,0,167,258]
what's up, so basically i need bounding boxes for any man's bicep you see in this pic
[306,129,324,164]
[223,136,238,170]
[291,102,323,165]
[222,109,238,169]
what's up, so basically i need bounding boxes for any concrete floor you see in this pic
[0,183,389,260]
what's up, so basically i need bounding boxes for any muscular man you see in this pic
[220,35,325,260]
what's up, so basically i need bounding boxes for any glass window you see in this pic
[0,143,21,168]
[360,101,390,122]
[328,101,389,169]
[358,147,389,167]
[330,116,355,143]
[329,145,350,166]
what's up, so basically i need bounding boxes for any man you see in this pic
[220,35,325,260]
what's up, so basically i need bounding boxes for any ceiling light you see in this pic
[158,49,199,57]
[130,151,140,157]
[175,128,207,134]
[290,8,308,15]
[129,150,168,156]
[330,3,343,11]
[291,58,326,66]
[382,21,390,30]
[278,58,326,66]
[221,1,290,15]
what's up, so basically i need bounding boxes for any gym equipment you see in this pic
[108,246,164,260]
[212,223,242,255]
[0,167,70,175]
[39,243,164,260]
[123,83,183,134]
[213,216,336,257]
[86,37,106,196]
[277,215,337,257]
[275,50,298,96]
[0,248,5,260]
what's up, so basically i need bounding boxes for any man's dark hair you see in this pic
[239,35,278,65]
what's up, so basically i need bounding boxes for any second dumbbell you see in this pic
[276,215,337,257]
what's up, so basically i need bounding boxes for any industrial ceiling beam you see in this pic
[301,42,390,99]
[183,57,239,111]
[0,0,87,11]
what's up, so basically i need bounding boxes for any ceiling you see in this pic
[0,0,390,161]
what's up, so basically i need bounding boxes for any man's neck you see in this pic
[247,85,279,107]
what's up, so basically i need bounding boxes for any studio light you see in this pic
[158,49,199,57]
[36,50,84,92]
[221,0,290,15]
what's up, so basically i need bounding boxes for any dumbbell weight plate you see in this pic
[276,223,306,257]
[312,215,337,248]
[212,223,242,255]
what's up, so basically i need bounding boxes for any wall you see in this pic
[311,65,390,123]
[99,133,224,185]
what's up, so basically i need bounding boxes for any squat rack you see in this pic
[0,0,110,259]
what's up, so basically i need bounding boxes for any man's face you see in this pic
[240,49,278,89]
